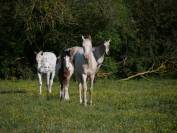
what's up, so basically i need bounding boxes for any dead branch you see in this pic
[15,57,25,62]
[120,63,166,81]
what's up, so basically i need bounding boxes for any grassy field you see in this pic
[0,79,177,132]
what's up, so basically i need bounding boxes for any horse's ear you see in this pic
[64,48,68,53]
[34,51,37,55]
[104,40,111,47]
[39,51,43,55]
[105,40,111,43]
[82,35,85,41]
[64,48,71,56]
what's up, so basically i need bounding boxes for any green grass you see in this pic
[0,79,177,132]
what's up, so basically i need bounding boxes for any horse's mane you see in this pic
[96,41,104,46]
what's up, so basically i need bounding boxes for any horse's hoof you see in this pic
[64,96,70,101]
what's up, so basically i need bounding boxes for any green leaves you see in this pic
[0,0,177,79]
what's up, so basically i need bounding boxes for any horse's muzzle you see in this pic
[84,54,89,60]
[106,51,110,55]
[64,68,70,77]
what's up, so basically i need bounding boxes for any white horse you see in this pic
[36,51,57,95]
[57,51,74,100]
[74,35,97,106]
[64,40,111,102]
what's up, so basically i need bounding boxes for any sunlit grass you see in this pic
[0,79,177,132]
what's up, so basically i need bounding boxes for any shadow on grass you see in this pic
[0,89,27,94]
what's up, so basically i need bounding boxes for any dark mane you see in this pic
[95,41,104,46]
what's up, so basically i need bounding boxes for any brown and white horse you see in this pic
[57,51,74,100]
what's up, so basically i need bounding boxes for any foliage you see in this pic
[123,0,177,75]
[0,0,177,79]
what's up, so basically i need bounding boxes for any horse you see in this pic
[74,35,97,106]
[63,40,111,102]
[57,51,74,100]
[36,51,57,95]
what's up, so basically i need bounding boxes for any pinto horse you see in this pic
[57,51,74,100]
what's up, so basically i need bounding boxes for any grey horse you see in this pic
[36,51,57,95]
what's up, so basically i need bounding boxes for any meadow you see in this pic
[0,79,177,132]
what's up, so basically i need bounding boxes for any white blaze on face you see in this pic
[104,40,111,55]
[82,36,92,60]
[64,55,70,69]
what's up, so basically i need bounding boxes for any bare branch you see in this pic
[120,63,166,81]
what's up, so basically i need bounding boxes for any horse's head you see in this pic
[62,54,72,77]
[82,35,92,60]
[63,55,71,70]
[104,40,111,55]
[36,51,43,69]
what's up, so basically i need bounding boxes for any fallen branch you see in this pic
[120,63,165,81]
[120,70,157,81]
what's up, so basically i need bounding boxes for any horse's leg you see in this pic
[76,73,82,104]
[64,80,70,100]
[38,72,42,95]
[60,83,64,100]
[82,74,87,106]
[49,71,55,94]
[78,82,82,104]
[46,72,50,95]
[89,74,95,105]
